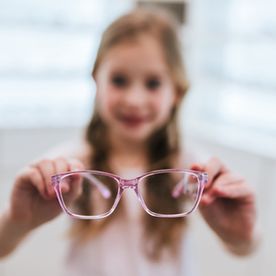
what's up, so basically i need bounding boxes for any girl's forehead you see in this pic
[100,37,169,74]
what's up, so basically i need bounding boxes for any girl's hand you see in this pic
[7,157,84,231]
[190,157,258,255]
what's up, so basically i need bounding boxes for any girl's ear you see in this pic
[173,88,183,108]
[93,71,98,83]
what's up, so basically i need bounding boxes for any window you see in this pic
[1,0,275,155]
[0,0,134,128]
[182,0,276,154]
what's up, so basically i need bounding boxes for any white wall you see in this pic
[185,132,276,276]
[0,128,81,276]
[0,127,275,276]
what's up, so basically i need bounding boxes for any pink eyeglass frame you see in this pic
[51,168,208,220]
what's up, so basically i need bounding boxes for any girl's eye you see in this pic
[146,78,161,90]
[111,75,128,87]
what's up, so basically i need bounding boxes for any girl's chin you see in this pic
[115,125,152,142]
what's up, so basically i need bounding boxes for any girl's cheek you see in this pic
[153,96,168,111]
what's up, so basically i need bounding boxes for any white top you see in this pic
[62,169,198,276]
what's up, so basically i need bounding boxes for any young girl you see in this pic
[0,8,258,276]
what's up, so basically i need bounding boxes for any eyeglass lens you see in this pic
[59,171,200,218]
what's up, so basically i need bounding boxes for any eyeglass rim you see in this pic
[52,168,208,181]
[51,168,208,220]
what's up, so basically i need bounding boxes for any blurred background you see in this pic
[0,0,275,275]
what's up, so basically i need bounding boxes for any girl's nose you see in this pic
[124,84,147,107]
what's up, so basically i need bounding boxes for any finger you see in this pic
[205,171,246,193]
[190,163,204,172]
[50,157,71,197]
[54,157,71,173]
[210,173,245,191]
[200,183,255,208]
[211,182,255,201]
[189,163,205,186]
[203,157,229,189]
[200,193,215,206]
[67,158,85,171]
[61,173,83,203]
[200,172,255,206]
[200,173,243,204]
[60,173,81,194]
[32,159,56,199]
[62,159,84,196]
[18,166,48,200]
[204,172,243,194]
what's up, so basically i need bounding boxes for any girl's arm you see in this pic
[0,157,84,259]
[190,157,260,256]
[0,209,31,258]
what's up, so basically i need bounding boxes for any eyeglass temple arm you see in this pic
[83,174,111,198]
[171,172,208,198]
[172,174,190,198]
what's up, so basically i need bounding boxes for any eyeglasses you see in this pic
[51,169,208,220]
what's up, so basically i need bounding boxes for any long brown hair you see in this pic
[71,8,189,261]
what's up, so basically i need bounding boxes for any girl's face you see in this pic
[95,35,178,144]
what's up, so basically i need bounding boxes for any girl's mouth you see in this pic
[117,114,149,128]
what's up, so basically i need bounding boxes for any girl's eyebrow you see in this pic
[109,67,169,78]
[109,68,129,75]
[146,72,163,78]
[108,64,128,71]
[145,67,169,75]
[145,70,169,79]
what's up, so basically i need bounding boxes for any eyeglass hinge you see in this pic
[51,175,61,186]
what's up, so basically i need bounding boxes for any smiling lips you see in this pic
[117,113,150,128]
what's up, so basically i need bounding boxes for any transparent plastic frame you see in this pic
[51,169,208,220]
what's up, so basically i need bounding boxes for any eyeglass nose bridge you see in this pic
[119,178,138,190]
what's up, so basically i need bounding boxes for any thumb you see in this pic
[190,163,205,172]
